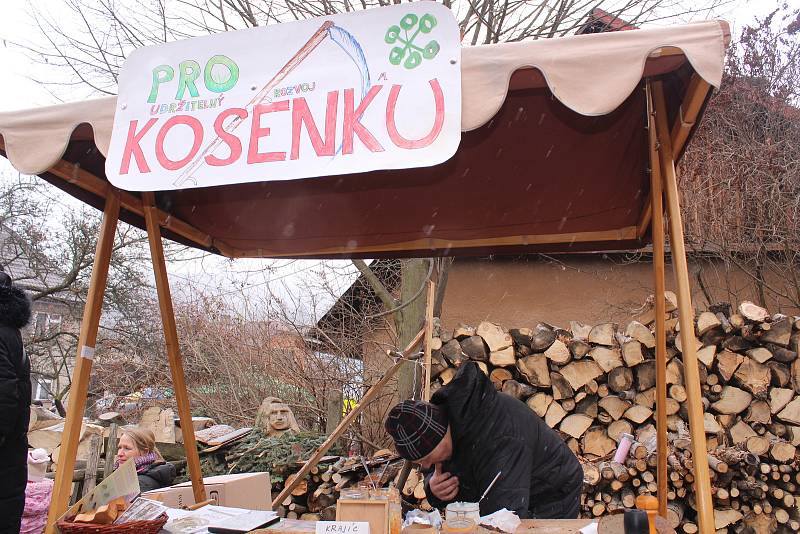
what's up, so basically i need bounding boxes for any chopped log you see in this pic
[526,392,553,418]
[589,323,617,346]
[459,336,488,362]
[739,301,769,323]
[747,347,773,364]
[560,361,604,390]
[509,328,532,347]
[669,384,687,403]
[476,361,489,375]
[712,386,752,415]
[607,367,634,393]
[568,339,590,360]
[621,341,645,368]
[530,324,557,352]
[706,454,728,474]
[623,405,653,424]
[704,413,722,434]
[430,351,448,378]
[430,337,443,351]
[575,395,598,419]
[570,321,592,341]
[665,398,680,416]
[489,346,516,367]
[770,388,794,414]
[768,361,791,388]
[744,400,771,424]
[793,358,800,393]
[489,368,513,390]
[441,339,467,367]
[550,372,575,400]
[439,367,456,385]
[634,388,655,410]
[582,462,601,485]
[697,311,722,336]
[734,358,771,396]
[625,321,656,349]
[560,414,594,439]
[544,402,568,428]
[762,318,792,347]
[477,322,512,352]
[718,350,745,382]
[730,420,758,443]
[589,346,624,372]
[701,326,727,347]
[561,398,576,412]
[599,396,631,421]
[770,441,796,463]
[502,379,535,400]
[665,502,684,529]
[517,354,551,387]
[453,323,476,339]
[675,335,702,354]
[766,343,798,363]
[697,345,717,369]
[635,361,656,391]
[582,427,616,458]
[777,397,800,425]
[544,339,571,365]
[608,420,634,442]
[666,359,684,385]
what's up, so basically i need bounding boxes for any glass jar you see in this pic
[445,502,481,523]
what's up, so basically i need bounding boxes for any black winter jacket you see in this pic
[139,462,177,493]
[0,284,32,446]
[424,362,582,518]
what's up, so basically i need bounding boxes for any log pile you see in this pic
[426,298,800,533]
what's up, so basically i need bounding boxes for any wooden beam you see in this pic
[646,81,669,519]
[142,192,207,505]
[228,226,641,259]
[272,328,425,508]
[46,190,120,534]
[423,280,436,401]
[652,81,715,534]
[671,75,713,157]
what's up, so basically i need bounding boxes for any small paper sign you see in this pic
[315,521,370,534]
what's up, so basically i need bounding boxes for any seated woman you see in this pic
[116,428,176,492]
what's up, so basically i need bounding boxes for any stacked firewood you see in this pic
[426,296,800,533]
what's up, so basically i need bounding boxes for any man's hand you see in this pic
[429,463,459,501]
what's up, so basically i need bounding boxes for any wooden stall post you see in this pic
[142,192,206,505]
[646,81,669,519]
[423,280,436,401]
[46,191,120,534]
[652,81,715,534]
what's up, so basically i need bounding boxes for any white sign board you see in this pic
[315,521,370,534]
[107,3,461,191]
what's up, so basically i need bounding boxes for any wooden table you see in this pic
[255,518,594,534]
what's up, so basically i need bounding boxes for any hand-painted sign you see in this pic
[106,3,461,191]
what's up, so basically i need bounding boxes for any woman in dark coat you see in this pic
[0,271,32,533]
[115,428,176,492]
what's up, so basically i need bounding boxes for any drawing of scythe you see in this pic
[173,20,371,188]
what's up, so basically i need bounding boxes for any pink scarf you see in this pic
[115,451,158,473]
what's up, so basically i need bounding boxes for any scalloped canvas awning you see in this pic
[0,20,728,259]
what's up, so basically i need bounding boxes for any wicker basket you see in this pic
[57,513,168,534]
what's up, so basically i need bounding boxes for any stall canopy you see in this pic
[0,20,727,259]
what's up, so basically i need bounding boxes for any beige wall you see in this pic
[440,255,799,332]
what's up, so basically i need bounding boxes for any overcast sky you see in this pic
[0,0,796,321]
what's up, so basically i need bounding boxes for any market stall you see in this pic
[0,7,729,533]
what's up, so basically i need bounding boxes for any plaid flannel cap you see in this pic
[385,400,448,461]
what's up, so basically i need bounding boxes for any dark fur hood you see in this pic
[0,285,32,329]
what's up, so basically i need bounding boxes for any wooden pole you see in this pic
[142,192,206,505]
[423,280,436,401]
[652,81,715,534]
[46,191,120,534]
[272,328,425,508]
[646,81,669,519]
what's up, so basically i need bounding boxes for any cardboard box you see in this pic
[142,472,271,511]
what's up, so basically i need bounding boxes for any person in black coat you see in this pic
[385,362,583,519]
[0,271,33,533]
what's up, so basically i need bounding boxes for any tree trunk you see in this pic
[398,259,434,400]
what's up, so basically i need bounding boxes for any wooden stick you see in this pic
[272,328,425,508]
[652,80,715,534]
[104,423,119,481]
[46,190,120,534]
[143,192,206,505]
[646,81,669,519]
[423,280,436,402]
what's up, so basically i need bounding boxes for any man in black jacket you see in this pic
[0,271,33,532]
[385,362,583,519]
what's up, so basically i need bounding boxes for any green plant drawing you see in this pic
[385,13,440,69]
